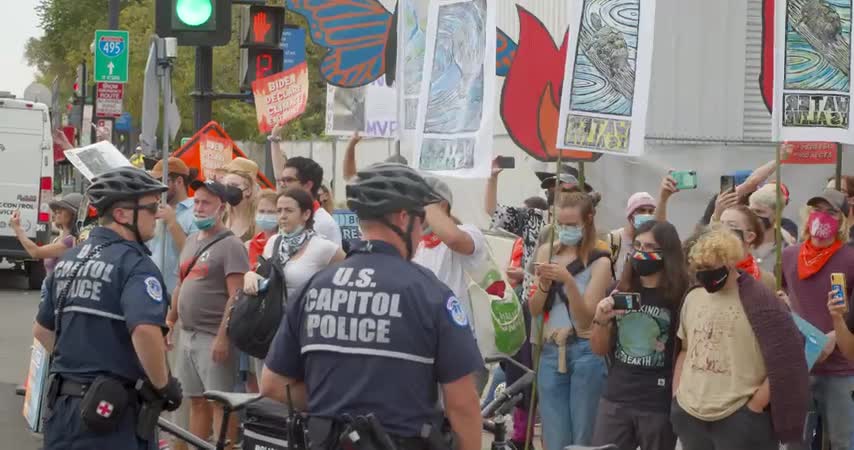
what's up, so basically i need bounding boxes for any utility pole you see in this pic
[193,47,214,130]
[108,0,120,29]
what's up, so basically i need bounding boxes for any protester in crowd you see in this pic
[10,193,82,275]
[318,184,334,214]
[166,180,249,446]
[222,157,259,242]
[528,192,611,449]
[276,157,342,247]
[246,190,280,269]
[672,224,808,450]
[781,189,854,450]
[699,160,778,225]
[607,192,657,279]
[590,220,689,450]
[825,175,854,243]
[718,205,777,291]
[244,188,345,381]
[748,183,797,272]
[414,177,490,384]
[146,157,198,295]
[342,132,409,181]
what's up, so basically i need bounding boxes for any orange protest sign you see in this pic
[780,142,838,165]
[171,121,274,191]
[251,62,309,133]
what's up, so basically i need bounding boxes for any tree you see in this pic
[25,0,328,143]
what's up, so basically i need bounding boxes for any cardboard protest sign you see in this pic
[199,134,233,179]
[252,62,309,133]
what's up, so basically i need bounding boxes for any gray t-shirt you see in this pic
[177,231,250,335]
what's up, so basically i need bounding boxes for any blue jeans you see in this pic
[537,340,607,450]
[788,375,854,450]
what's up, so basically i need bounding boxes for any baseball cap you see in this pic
[150,157,190,178]
[540,173,594,193]
[190,179,243,206]
[625,192,657,219]
[807,189,850,216]
[424,176,453,205]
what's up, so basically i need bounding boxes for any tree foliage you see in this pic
[25,0,328,142]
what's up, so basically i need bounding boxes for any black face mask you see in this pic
[759,216,773,230]
[630,251,664,276]
[695,266,730,293]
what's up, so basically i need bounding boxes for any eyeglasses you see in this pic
[134,202,160,214]
[277,176,299,185]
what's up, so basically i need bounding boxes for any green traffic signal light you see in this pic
[176,0,213,26]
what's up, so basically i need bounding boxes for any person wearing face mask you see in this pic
[671,224,808,450]
[748,184,797,273]
[718,205,776,291]
[260,163,484,450]
[243,188,345,384]
[222,157,260,242]
[166,180,249,447]
[780,189,854,450]
[608,192,657,280]
[246,190,280,269]
[590,220,690,450]
[529,192,612,449]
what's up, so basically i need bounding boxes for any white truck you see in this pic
[0,97,55,289]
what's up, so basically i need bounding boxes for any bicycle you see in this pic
[480,355,616,450]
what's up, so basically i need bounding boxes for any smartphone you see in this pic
[496,156,516,169]
[670,170,698,190]
[831,273,848,312]
[720,175,736,194]
[612,292,642,311]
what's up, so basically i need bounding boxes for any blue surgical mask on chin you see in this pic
[194,216,216,231]
[633,214,654,229]
[255,214,278,231]
[281,225,305,238]
[558,225,583,246]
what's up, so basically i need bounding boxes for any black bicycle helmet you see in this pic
[87,166,168,213]
[346,163,439,259]
[346,162,439,218]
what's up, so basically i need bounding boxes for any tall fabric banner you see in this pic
[772,0,854,143]
[413,0,496,178]
[556,0,656,157]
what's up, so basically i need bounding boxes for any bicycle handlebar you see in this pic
[483,355,533,375]
[481,371,535,418]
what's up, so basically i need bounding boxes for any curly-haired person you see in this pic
[671,224,808,450]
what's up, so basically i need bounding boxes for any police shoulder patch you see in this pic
[445,296,469,327]
[145,277,163,303]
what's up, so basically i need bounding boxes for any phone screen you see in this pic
[613,293,642,311]
[720,175,736,194]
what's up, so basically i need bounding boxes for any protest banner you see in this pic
[200,134,233,180]
[252,62,309,133]
[779,142,838,165]
[333,209,361,240]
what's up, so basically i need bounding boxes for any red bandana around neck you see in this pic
[312,200,321,212]
[798,239,843,280]
[421,233,442,249]
[736,253,761,280]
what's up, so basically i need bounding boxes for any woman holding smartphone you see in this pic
[529,192,612,449]
[590,220,690,450]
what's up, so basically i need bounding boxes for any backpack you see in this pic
[227,236,287,359]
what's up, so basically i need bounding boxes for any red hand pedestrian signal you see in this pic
[253,11,272,43]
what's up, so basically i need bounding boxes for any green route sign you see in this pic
[94,30,129,83]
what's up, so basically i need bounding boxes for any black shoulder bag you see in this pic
[543,250,611,313]
[228,236,288,359]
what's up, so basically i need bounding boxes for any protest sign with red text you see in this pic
[779,142,838,165]
[252,62,309,133]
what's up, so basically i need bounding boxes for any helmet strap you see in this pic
[378,212,418,260]
[117,200,144,243]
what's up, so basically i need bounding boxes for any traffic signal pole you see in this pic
[193,46,214,130]
[108,0,120,29]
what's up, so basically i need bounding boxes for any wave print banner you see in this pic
[772,0,854,143]
[556,0,656,157]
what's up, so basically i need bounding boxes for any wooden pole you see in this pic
[775,143,783,291]
[836,143,843,191]
[524,150,563,450]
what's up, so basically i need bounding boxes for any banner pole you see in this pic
[836,143,843,191]
[524,151,563,450]
[775,143,783,291]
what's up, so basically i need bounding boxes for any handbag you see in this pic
[228,236,288,359]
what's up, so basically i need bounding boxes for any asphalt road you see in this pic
[0,270,44,450]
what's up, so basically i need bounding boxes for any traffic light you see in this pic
[73,63,86,98]
[239,5,284,89]
[155,0,232,47]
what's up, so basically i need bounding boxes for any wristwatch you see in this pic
[267,134,282,142]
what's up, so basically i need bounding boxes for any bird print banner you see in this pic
[412,0,497,178]
[772,0,854,143]
[556,0,656,157]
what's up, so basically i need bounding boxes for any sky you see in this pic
[0,0,42,97]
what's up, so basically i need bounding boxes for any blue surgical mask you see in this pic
[558,225,583,246]
[633,214,654,229]
[281,226,305,238]
[255,214,278,231]
[194,216,216,231]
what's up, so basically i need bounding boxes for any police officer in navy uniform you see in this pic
[33,167,182,450]
[260,163,483,450]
